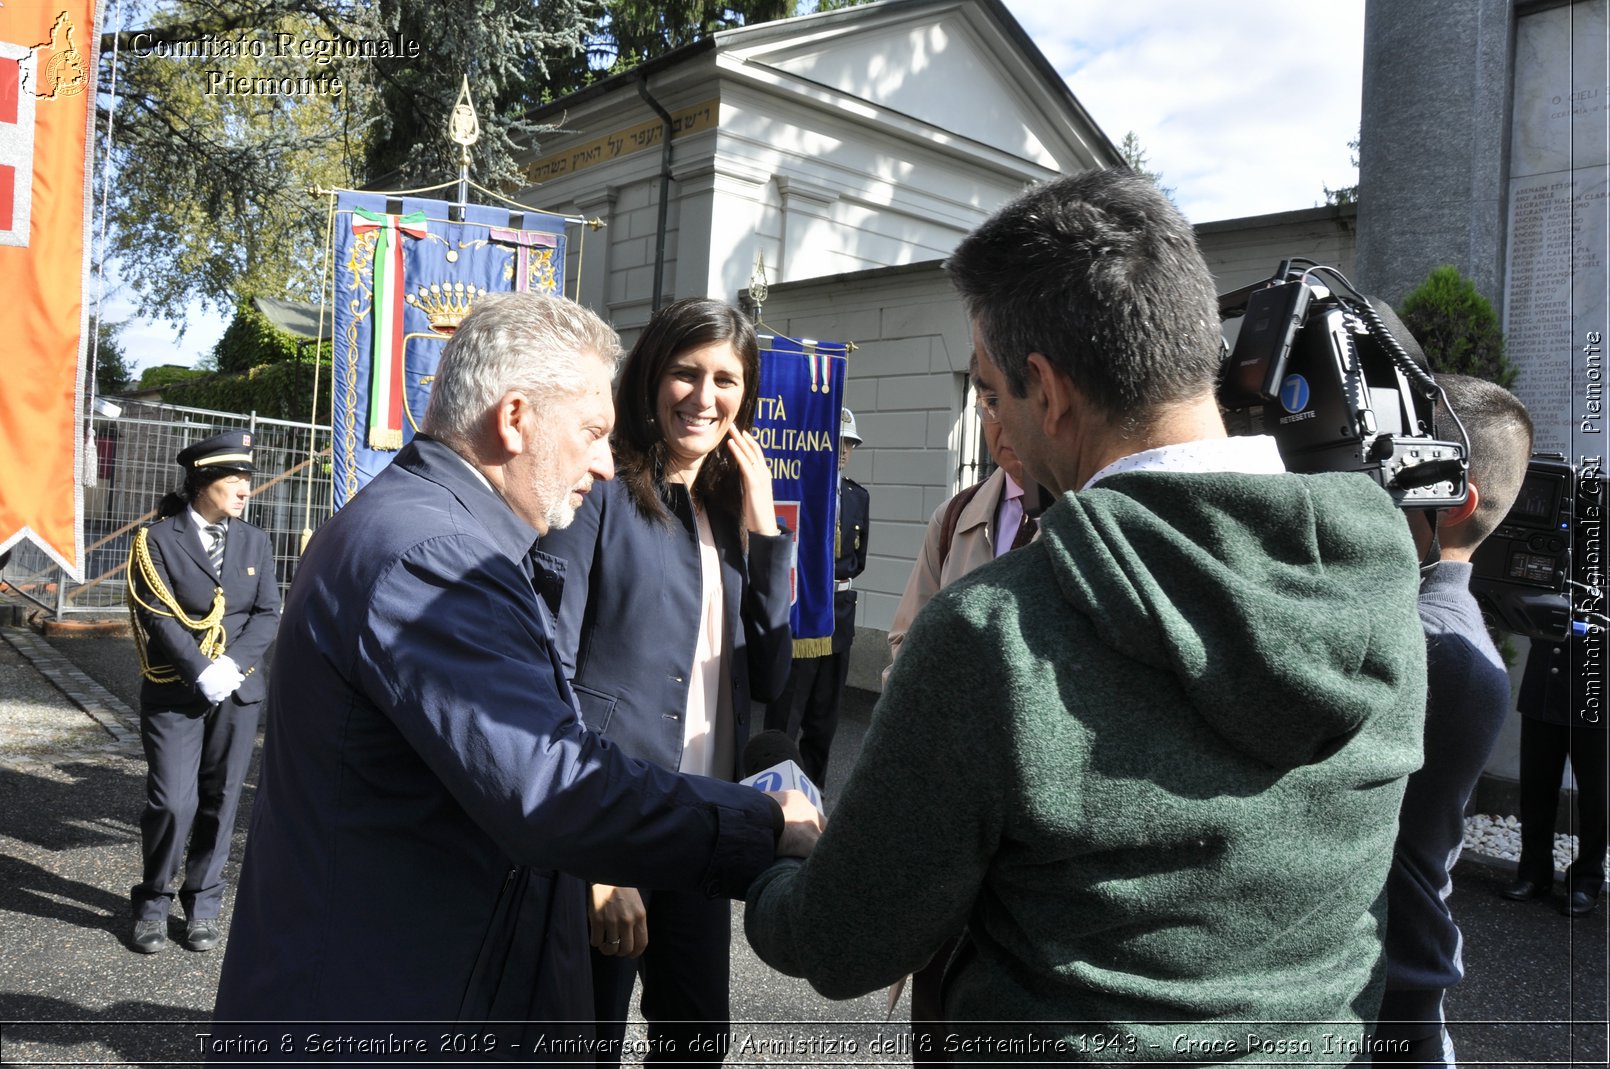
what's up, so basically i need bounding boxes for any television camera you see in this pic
[1217,259,1468,509]
[1471,452,1606,640]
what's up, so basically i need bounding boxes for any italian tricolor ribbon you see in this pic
[351,208,428,450]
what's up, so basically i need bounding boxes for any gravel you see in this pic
[1463,812,1608,879]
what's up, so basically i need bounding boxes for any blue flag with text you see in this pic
[755,336,848,657]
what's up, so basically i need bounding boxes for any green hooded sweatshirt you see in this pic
[746,469,1426,1062]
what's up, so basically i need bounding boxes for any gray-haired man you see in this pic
[214,292,820,1052]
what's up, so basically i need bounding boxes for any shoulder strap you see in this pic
[938,480,987,569]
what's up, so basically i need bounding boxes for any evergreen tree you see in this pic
[1324,132,1360,206]
[1118,131,1176,204]
[1398,265,1516,387]
[102,0,808,323]
[102,0,596,320]
[93,319,135,396]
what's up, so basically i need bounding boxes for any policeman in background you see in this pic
[1505,631,1606,917]
[126,430,280,953]
[766,409,870,785]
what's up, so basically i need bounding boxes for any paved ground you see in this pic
[0,623,1605,1066]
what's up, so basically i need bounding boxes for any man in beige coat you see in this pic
[886,357,1038,676]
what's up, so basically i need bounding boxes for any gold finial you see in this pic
[749,246,769,316]
[449,75,481,165]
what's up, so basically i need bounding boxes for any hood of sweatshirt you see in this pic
[1038,469,1422,769]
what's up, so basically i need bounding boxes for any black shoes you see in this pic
[131,919,167,954]
[1501,877,1603,916]
[1501,878,1551,901]
[1564,890,1600,917]
[184,917,223,952]
[131,916,223,952]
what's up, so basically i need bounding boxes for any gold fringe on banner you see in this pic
[792,635,834,659]
[368,428,405,451]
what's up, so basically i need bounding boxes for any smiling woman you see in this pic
[538,297,794,1067]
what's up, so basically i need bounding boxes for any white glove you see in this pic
[196,657,244,705]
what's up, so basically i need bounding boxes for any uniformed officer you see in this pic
[765,408,871,785]
[126,429,280,953]
[1504,631,1607,916]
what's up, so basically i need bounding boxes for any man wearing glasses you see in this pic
[886,359,1038,678]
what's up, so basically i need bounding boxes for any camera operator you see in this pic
[1369,374,1534,1066]
[742,168,1428,1059]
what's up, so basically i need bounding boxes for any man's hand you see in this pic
[767,789,825,859]
[588,884,647,958]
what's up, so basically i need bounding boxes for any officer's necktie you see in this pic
[205,524,226,573]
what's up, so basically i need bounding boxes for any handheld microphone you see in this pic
[739,730,823,815]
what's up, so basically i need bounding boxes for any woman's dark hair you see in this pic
[156,468,236,519]
[614,297,762,524]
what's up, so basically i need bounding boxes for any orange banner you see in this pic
[0,1,96,580]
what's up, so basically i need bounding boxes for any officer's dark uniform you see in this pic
[1507,633,1607,915]
[766,412,870,785]
[126,430,280,952]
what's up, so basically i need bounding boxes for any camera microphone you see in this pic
[740,730,824,816]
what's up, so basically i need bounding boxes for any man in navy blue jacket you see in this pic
[212,293,821,1056]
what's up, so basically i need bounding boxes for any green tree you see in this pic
[106,4,379,321]
[1324,132,1360,206]
[148,299,333,419]
[539,0,816,98]
[103,0,810,323]
[583,0,791,70]
[361,0,600,187]
[212,299,312,375]
[1118,130,1176,203]
[1397,265,1516,387]
[93,319,135,396]
[102,0,596,320]
[138,363,209,391]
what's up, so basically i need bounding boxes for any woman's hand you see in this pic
[588,884,648,958]
[727,429,780,536]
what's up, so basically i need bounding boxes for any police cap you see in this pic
[176,430,255,474]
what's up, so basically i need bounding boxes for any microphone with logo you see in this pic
[739,730,824,817]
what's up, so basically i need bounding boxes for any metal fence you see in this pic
[1,399,333,617]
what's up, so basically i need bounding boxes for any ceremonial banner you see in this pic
[755,336,847,657]
[0,0,96,579]
[330,190,567,505]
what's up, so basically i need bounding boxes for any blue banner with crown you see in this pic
[755,336,848,658]
[329,190,568,506]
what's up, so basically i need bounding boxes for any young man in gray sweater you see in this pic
[744,168,1429,1061]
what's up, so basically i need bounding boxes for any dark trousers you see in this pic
[1516,717,1609,894]
[131,699,260,922]
[1370,988,1454,1066]
[765,648,852,786]
[590,888,731,1067]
